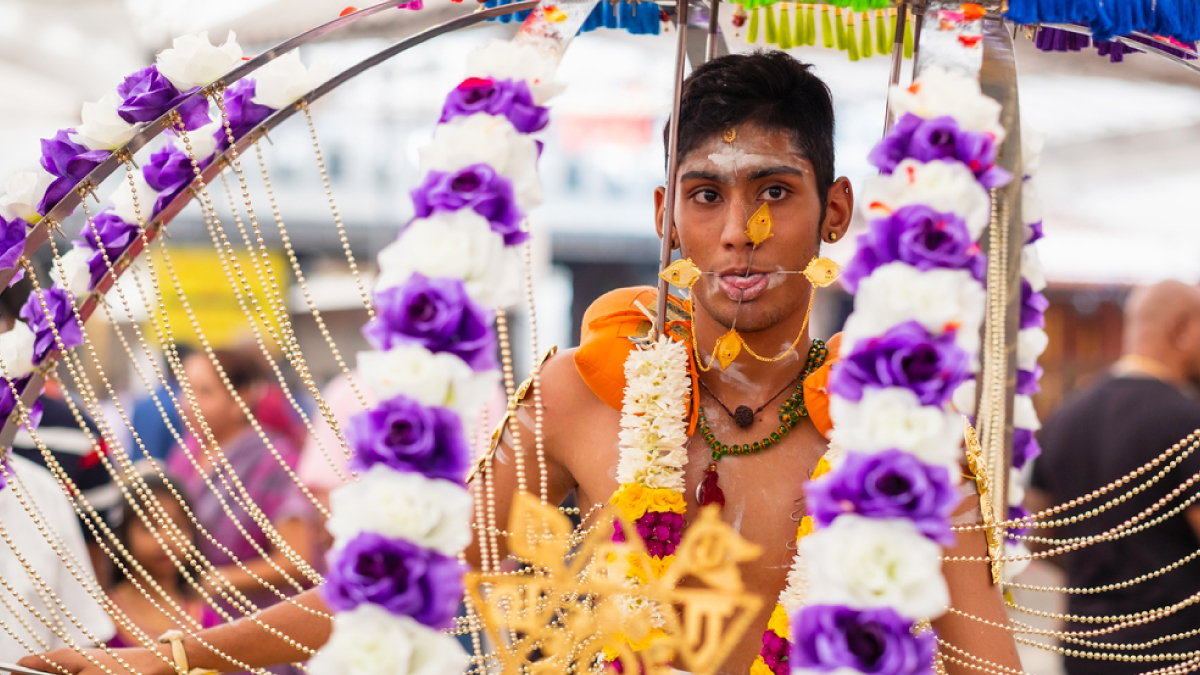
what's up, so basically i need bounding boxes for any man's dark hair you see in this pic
[665,51,836,206]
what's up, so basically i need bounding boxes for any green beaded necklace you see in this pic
[695,340,828,507]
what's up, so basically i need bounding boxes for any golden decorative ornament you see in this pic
[963,416,1004,585]
[715,330,743,370]
[802,256,841,287]
[660,258,703,289]
[723,127,737,143]
[745,203,775,246]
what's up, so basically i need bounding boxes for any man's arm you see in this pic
[932,494,1023,675]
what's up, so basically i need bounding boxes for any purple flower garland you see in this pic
[829,321,972,407]
[38,129,110,215]
[411,165,526,246]
[20,287,84,364]
[362,274,497,372]
[841,204,984,293]
[76,209,140,290]
[117,65,211,129]
[344,393,470,483]
[792,605,936,675]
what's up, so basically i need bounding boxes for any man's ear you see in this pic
[654,186,667,241]
[822,176,854,243]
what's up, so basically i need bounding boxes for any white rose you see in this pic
[251,51,330,110]
[356,344,496,420]
[951,379,976,418]
[1021,122,1046,178]
[308,606,469,675]
[861,159,991,239]
[802,515,950,621]
[56,247,95,299]
[1017,327,1048,372]
[1023,175,1043,227]
[0,170,53,222]
[419,113,543,210]
[830,388,962,467]
[0,321,36,379]
[1022,245,1046,293]
[842,264,984,359]
[376,211,522,308]
[889,66,1004,140]
[1009,468,1025,506]
[466,39,563,105]
[326,467,471,554]
[74,93,139,151]
[1013,394,1040,432]
[109,170,157,225]
[156,31,243,90]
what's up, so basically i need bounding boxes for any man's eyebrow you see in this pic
[747,165,808,181]
[680,170,732,185]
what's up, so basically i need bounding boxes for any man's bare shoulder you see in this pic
[537,347,610,420]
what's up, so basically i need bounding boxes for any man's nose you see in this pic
[719,196,756,250]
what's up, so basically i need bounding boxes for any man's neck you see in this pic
[691,303,811,405]
[1114,351,1186,387]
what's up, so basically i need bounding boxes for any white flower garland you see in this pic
[615,337,691,492]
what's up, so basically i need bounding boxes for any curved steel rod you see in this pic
[0,1,540,448]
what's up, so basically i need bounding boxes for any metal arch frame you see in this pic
[0,0,539,449]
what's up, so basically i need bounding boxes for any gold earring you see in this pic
[829,232,838,242]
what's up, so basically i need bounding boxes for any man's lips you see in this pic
[717,272,770,301]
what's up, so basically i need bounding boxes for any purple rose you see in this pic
[214,79,275,153]
[1012,427,1041,470]
[869,114,1010,188]
[841,204,984,293]
[792,605,936,675]
[345,394,469,483]
[0,377,41,436]
[144,143,197,217]
[908,116,962,163]
[440,77,549,134]
[411,165,526,246]
[1017,366,1042,396]
[807,450,960,544]
[19,287,83,364]
[364,274,496,371]
[38,129,110,215]
[117,65,211,130]
[322,532,464,629]
[830,321,972,407]
[868,113,922,174]
[76,209,140,289]
[0,215,28,273]
[1021,279,1049,330]
[1026,221,1044,245]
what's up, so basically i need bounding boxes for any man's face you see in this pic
[658,122,827,334]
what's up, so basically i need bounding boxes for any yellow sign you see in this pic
[148,246,290,348]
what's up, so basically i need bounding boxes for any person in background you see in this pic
[105,474,221,648]
[165,347,317,617]
[0,454,114,659]
[1030,280,1200,675]
[126,345,193,464]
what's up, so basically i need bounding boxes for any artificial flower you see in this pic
[860,159,991,239]
[465,39,563,105]
[1020,278,1049,330]
[841,205,984,293]
[791,604,936,675]
[869,114,1008,188]
[323,532,464,629]
[1023,176,1044,228]
[215,79,275,152]
[0,375,37,426]
[0,321,35,379]
[251,51,330,110]
[116,65,211,129]
[109,169,156,225]
[75,208,140,289]
[806,449,960,544]
[1017,366,1043,396]
[1022,245,1047,293]
[1022,122,1046,179]
[1026,220,1044,245]
[356,344,495,421]
[410,164,525,246]
[19,286,83,363]
[56,247,94,299]
[887,65,1005,139]
[143,142,197,217]
[439,77,549,135]
[156,31,243,91]
[1013,394,1040,432]
[307,605,469,675]
[178,118,222,169]
[830,388,963,468]
[37,129,110,214]
[419,113,543,211]
[363,274,497,372]
[0,214,27,273]
[840,264,985,359]
[801,515,950,620]
[345,393,470,483]
[1017,327,1048,372]
[74,93,139,151]
[326,466,471,555]
[830,321,972,408]
[950,378,976,418]
[375,210,523,309]
[0,170,53,222]
[1012,427,1041,471]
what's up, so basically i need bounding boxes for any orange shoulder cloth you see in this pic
[573,287,842,439]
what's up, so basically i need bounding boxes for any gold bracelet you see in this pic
[158,630,220,675]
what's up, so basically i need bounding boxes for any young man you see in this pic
[22,52,1020,675]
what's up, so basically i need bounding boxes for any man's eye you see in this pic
[695,189,720,204]
[762,186,787,200]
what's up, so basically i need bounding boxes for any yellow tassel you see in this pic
[778,4,793,49]
[806,4,816,44]
[748,5,760,43]
[860,11,873,58]
[764,3,778,44]
[835,6,846,50]
[820,5,834,48]
[846,10,859,60]
[903,5,914,58]
[875,8,889,54]
[794,3,805,48]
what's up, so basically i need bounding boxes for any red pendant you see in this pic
[698,462,725,508]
